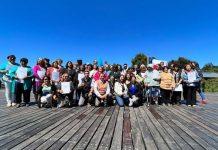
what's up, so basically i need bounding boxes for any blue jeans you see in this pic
[115,95,129,107]
[195,83,206,100]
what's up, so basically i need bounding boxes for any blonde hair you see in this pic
[140,64,146,69]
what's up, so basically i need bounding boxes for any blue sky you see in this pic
[0,0,218,67]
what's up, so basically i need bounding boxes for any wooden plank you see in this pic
[97,106,119,150]
[129,107,145,150]
[166,114,216,150]
[11,106,89,150]
[122,107,134,150]
[0,108,74,149]
[139,107,170,150]
[33,107,97,150]
[172,106,218,136]
[134,108,157,150]
[110,107,124,150]
[73,107,112,150]
[59,107,109,150]
[168,105,218,147]
[144,106,181,150]
[0,109,53,141]
[158,106,205,150]
[0,109,53,137]
[86,106,115,150]
[153,108,192,150]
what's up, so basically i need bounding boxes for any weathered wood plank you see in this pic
[129,107,145,150]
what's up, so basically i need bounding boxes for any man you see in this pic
[94,73,110,107]
[121,64,128,75]
[78,70,92,106]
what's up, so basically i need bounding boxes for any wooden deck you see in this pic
[0,90,217,150]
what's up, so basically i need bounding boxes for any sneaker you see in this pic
[188,105,191,107]
[11,103,16,107]
[202,100,207,104]
[6,103,11,107]
[25,103,30,107]
[129,101,133,107]
[192,105,197,107]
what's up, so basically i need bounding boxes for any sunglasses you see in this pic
[44,79,49,81]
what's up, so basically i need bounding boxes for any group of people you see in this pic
[0,55,207,108]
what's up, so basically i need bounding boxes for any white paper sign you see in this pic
[61,82,71,94]
[188,72,196,82]
[17,67,27,79]
[37,70,45,79]
[174,84,183,92]
[52,72,60,81]
[152,71,159,79]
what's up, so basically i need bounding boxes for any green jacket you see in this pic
[11,66,34,91]
[0,62,20,93]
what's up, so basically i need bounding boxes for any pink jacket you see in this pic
[93,71,108,81]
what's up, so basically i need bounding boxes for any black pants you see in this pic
[186,86,196,106]
[171,91,181,104]
[161,89,172,104]
[16,83,31,104]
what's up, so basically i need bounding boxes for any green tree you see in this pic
[168,57,197,69]
[131,53,148,66]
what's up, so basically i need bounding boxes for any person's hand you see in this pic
[13,76,19,80]
[59,90,63,93]
[88,92,92,97]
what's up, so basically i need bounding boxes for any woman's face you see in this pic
[110,76,114,82]
[126,74,131,80]
[93,64,97,70]
[164,67,168,73]
[53,62,58,68]
[174,67,179,72]
[68,62,72,68]
[20,61,27,67]
[99,67,103,72]
[9,57,16,64]
[44,77,50,85]
[131,77,136,83]
[120,76,124,82]
[186,65,191,71]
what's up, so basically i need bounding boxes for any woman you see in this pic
[63,61,76,82]
[33,58,46,104]
[125,73,132,87]
[171,64,183,105]
[160,66,175,105]
[93,66,108,81]
[0,55,19,107]
[46,61,62,86]
[37,76,57,108]
[57,73,74,108]
[13,58,33,107]
[182,64,201,106]
[128,76,141,107]
[114,75,129,107]
[144,64,161,105]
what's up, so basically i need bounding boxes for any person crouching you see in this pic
[94,73,110,107]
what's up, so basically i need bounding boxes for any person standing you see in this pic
[182,64,201,106]
[13,58,33,107]
[160,66,175,105]
[33,58,46,104]
[0,55,19,107]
